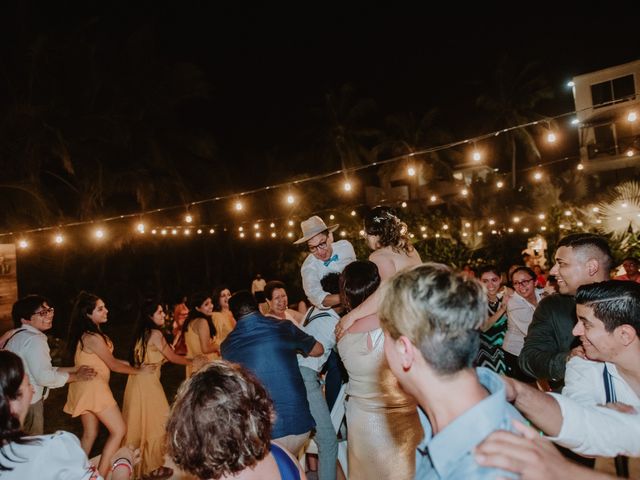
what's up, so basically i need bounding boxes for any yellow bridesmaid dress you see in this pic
[122,340,167,477]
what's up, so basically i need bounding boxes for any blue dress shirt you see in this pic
[221,311,317,438]
[415,367,524,479]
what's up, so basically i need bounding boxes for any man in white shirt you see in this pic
[490,280,640,459]
[297,273,341,480]
[1,295,95,434]
[294,215,355,309]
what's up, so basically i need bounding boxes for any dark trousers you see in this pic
[322,349,348,411]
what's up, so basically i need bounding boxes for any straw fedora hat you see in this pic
[293,216,339,244]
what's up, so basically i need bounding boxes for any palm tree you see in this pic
[476,55,554,188]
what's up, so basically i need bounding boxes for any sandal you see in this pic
[142,466,173,479]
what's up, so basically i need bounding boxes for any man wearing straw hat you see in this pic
[294,215,356,309]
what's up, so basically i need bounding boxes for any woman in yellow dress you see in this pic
[211,286,236,351]
[122,300,200,478]
[183,292,218,377]
[64,292,155,478]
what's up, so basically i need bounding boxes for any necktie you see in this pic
[323,254,339,267]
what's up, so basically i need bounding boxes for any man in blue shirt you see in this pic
[222,290,324,456]
[379,263,524,479]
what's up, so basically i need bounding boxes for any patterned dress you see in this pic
[475,297,507,374]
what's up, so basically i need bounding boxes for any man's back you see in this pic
[415,368,523,479]
[221,312,317,438]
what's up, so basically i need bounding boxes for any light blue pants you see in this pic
[300,366,338,480]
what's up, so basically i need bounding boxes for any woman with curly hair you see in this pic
[0,350,138,479]
[64,292,155,477]
[336,206,422,336]
[166,361,306,480]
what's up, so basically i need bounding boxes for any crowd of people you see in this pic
[1,206,640,479]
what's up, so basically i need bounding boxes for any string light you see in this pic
[343,181,352,192]
[461,188,468,196]
[54,234,64,244]
[18,239,28,249]
[136,223,145,233]
[171,229,178,235]
[430,195,437,202]
[270,222,276,228]
[329,214,335,220]
[288,220,294,226]
[533,171,543,181]
[271,232,276,238]
[401,202,407,208]
[254,223,260,229]
[95,229,105,239]
[407,166,416,177]
[184,229,191,235]
[577,163,584,170]
[209,228,215,234]
[286,194,295,204]
[350,210,356,216]
[152,229,157,235]
[4,98,638,242]
[185,214,193,223]
[197,229,202,234]
[161,229,167,235]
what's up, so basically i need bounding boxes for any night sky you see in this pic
[3,4,640,189]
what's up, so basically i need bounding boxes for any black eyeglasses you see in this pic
[512,279,534,287]
[33,307,54,317]
[308,238,329,253]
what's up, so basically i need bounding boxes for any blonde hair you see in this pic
[379,263,487,375]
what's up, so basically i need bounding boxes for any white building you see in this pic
[572,59,640,172]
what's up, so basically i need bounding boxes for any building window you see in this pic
[591,74,635,108]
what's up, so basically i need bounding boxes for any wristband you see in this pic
[112,458,133,476]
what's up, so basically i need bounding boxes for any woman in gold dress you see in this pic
[64,292,155,478]
[122,300,199,478]
[337,261,423,480]
[182,292,218,377]
[211,286,236,351]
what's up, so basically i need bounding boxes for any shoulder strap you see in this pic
[603,364,630,477]
[603,364,617,403]
[303,307,333,327]
[1,328,26,349]
[270,443,300,480]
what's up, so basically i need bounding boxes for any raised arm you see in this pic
[84,334,154,375]
[149,330,191,366]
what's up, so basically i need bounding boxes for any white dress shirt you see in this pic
[503,289,544,356]
[300,239,356,308]
[3,324,69,403]
[548,357,640,456]
[297,306,339,372]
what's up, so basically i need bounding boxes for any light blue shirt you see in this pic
[415,367,523,479]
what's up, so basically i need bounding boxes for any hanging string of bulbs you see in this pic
[3,93,639,248]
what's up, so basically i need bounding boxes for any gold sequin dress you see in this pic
[338,328,423,480]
